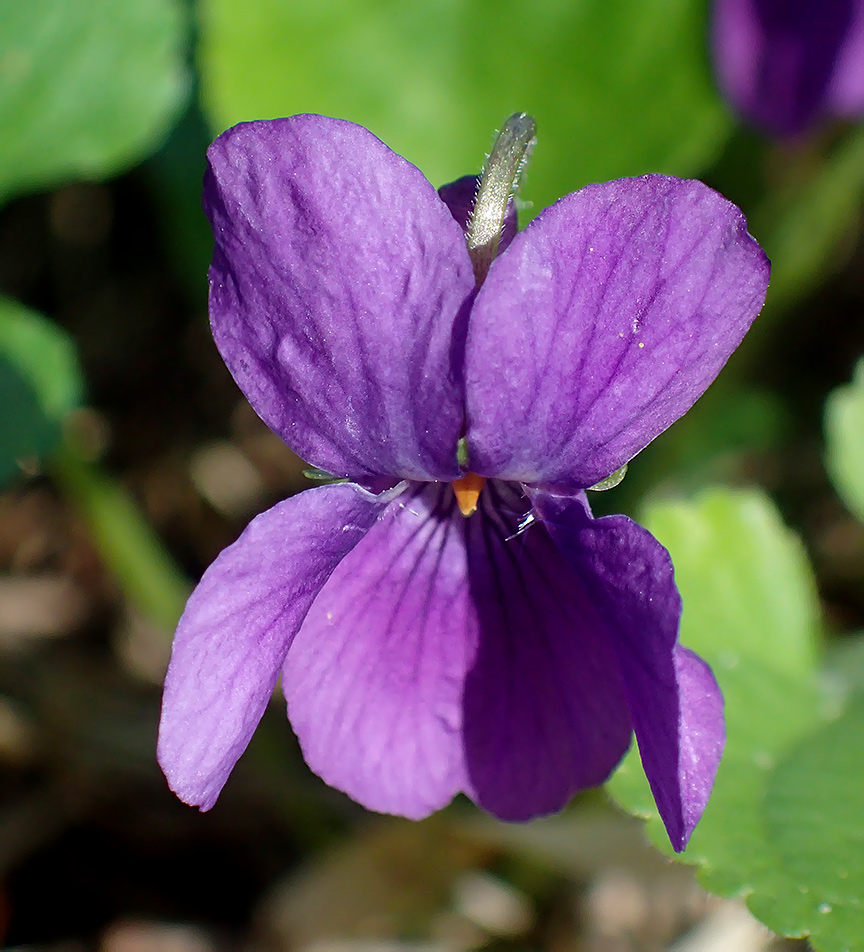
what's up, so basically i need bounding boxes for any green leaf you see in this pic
[752,695,864,950]
[199,0,730,214]
[0,0,189,203]
[0,296,84,420]
[0,354,60,483]
[825,358,864,526]
[642,488,819,678]
[0,296,84,481]
[608,488,825,935]
[740,128,864,361]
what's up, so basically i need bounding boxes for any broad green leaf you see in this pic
[0,296,84,420]
[0,296,84,481]
[0,354,59,483]
[608,488,824,935]
[643,488,819,677]
[0,0,189,203]
[750,695,864,950]
[199,0,731,215]
[825,358,864,526]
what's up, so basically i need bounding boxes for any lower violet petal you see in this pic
[157,482,396,810]
[283,481,633,822]
[462,483,633,820]
[531,489,725,850]
[283,483,473,818]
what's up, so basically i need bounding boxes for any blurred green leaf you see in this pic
[199,0,730,213]
[0,354,59,483]
[825,358,864,526]
[52,449,191,631]
[0,296,84,419]
[608,488,826,937]
[742,128,864,357]
[0,0,189,203]
[749,696,864,950]
[643,488,819,678]
[0,296,84,482]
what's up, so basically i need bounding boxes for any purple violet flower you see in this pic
[157,113,770,851]
[711,0,864,137]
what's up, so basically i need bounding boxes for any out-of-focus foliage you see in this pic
[198,0,731,213]
[748,694,864,952]
[738,128,864,360]
[0,0,189,204]
[53,451,191,631]
[825,357,864,526]
[0,296,84,483]
[606,488,861,949]
[0,355,58,485]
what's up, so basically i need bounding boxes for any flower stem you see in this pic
[467,112,537,285]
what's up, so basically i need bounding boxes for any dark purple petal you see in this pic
[464,175,769,490]
[205,115,475,482]
[827,2,864,116]
[531,489,724,850]
[157,481,396,810]
[438,175,518,255]
[462,482,633,819]
[711,0,859,136]
[282,481,633,821]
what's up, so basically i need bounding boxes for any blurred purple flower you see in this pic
[712,0,864,137]
[157,115,769,851]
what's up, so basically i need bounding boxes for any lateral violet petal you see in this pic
[464,176,769,489]
[157,481,395,810]
[531,489,725,850]
[283,481,633,821]
[205,115,475,481]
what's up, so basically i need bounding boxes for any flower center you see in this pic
[452,472,486,517]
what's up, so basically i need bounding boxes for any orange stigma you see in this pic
[452,472,486,517]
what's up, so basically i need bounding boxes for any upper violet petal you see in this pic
[464,175,769,489]
[205,115,475,481]
[531,490,725,850]
[157,481,395,810]
[711,0,858,136]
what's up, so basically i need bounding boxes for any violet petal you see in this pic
[531,489,724,850]
[462,482,633,820]
[711,0,859,136]
[157,481,396,810]
[464,175,769,490]
[283,481,633,821]
[827,1,864,117]
[283,482,473,818]
[205,115,475,482]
